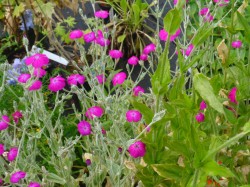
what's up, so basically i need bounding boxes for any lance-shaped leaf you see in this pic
[193,73,224,114]
[163,8,182,35]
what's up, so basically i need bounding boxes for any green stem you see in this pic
[14,128,26,170]
[224,0,235,85]
[209,109,218,136]
[202,130,249,162]
[192,169,200,187]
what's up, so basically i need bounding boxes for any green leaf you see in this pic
[169,74,185,100]
[165,139,191,157]
[183,49,207,72]
[192,23,213,46]
[0,10,5,19]
[202,122,250,162]
[64,16,76,27]
[187,125,206,165]
[40,2,55,19]
[152,164,184,180]
[163,8,182,35]
[135,0,142,7]
[236,11,250,43]
[132,4,140,27]
[151,42,170,95]
[224,107,237,124]
[117,34,126,43]
[202,160,235,177]
[120,0,128,14]
[175,0,186,9]
[54,23,65,37]
[243,121,250,133]
[193,73,224,114]
[46,173,66,184]
[131,101,154,124]
[13,3,25,17]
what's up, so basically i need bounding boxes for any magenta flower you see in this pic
[101,128,106,135]
[94,10,109,19]
[128,141,146,158]
[143,43,156,55]
[10,171,26,183]
[33,68,46,78]
[28,182,41,187]
[7,147,18,162]
[145,125,151,132]
[170,28,181,41]
[69,30,84,40]
[185,44,194,56]
[118,147,123,153]
[96,37,110,47]
[195,112,205,123]
[12,111,23,124]
[232,40,242,48]
[199,101,207,111]
[0,178,2,185]
[0,115,10,131]
[77,121,92,136]
[83,32,96,43]
[159,28,181,42]
[199,7,210,16]
[133,86,145,96]
[112,72,127,86]
[29,80,42,91]
[85,106,104,120]
[18,73,31,83]
[109,50,123,59]
[67,74,85,86]
[48,76,66,92]
[227,106,237,116]
[126,110,142,122]
[228,87,238,104]
[0,144,4,155]
[128,56,139,66]
[25,53,49,68]
[159,29,168,41]
[86,159,92,166]
[96,30,104,38]
[204,13,214,22]
[140,54,148,61]
[96,74,106,84]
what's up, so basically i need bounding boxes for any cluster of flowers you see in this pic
[172,0,241,58]
[195,87,238,123]
[0,111,22,131]
[159,27,195,57]
[77,105,146,159]
[18,52,148,94]
[0,171,40,186]
[69,10,110,47]
[199,7,214,22]
[0,112,40,185]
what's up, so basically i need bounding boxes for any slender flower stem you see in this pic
[192,169,200,187]
[202,130,249,162]
[14,128,26,170]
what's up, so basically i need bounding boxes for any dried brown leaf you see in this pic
[217,40,229,64]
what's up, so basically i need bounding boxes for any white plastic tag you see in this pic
[31,46,69,66]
